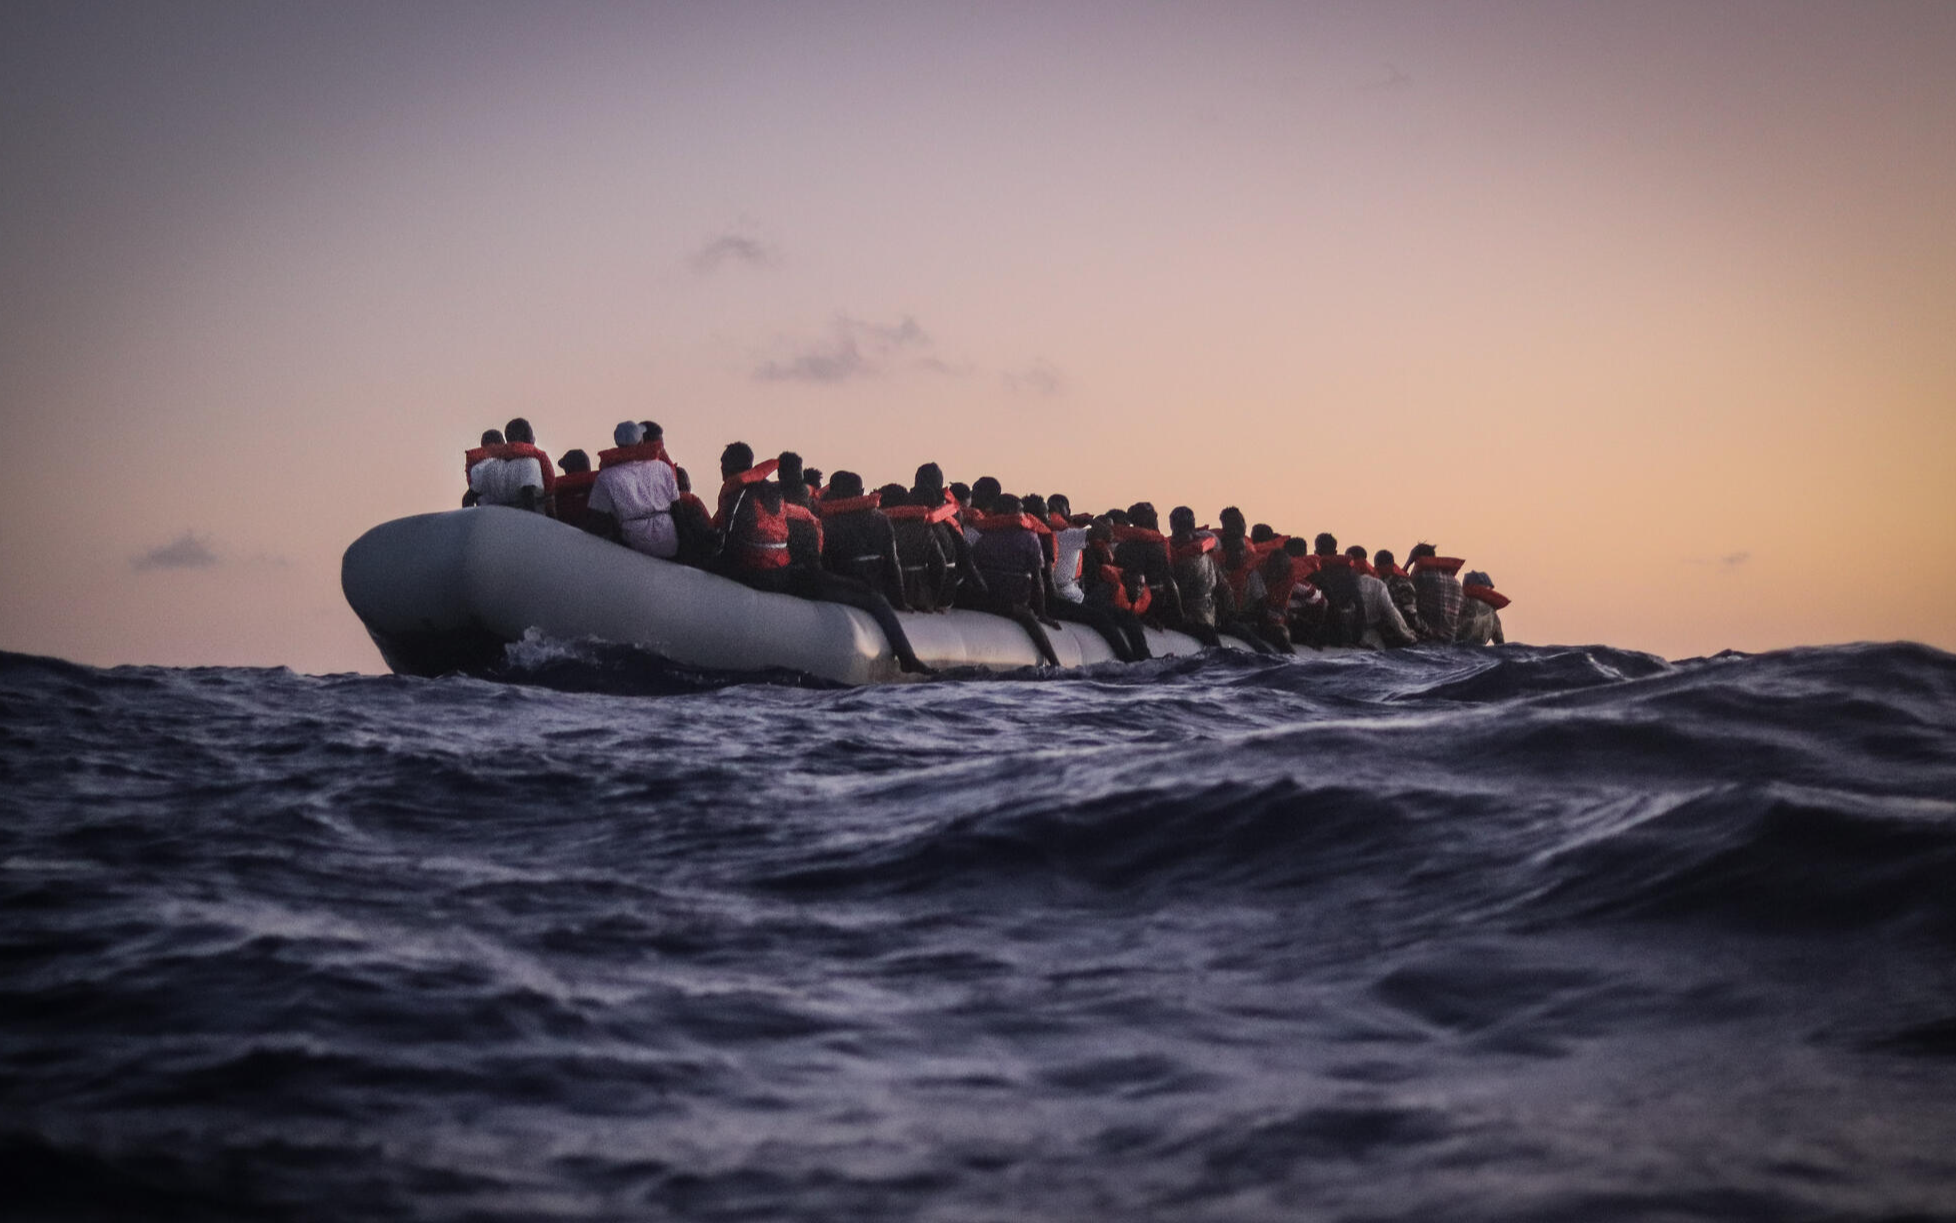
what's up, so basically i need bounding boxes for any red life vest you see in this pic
[1410,555,1466,577]
[1290,554,1322,583]
[816,493,881,517]
[967,511,1046,534]
[1110,522,1172,569]
[733,492,791,570]
[1464,584,1511,610]
[713,460,781,530]
[784,502,822,556]
[676,491,709,519]
[884,501,961,525]
[551,470,598,524]
[1170,533,1218,563]
[1378,563,1410,579]
[596,441,675,474]
[464,442,557,494]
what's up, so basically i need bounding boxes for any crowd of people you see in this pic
[462,418,1511,671]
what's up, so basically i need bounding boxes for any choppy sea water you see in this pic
[3,640,1954,1222]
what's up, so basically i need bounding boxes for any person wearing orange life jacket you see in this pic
[461,429,503,507]
[1455,570,1509,646]
[967,494,1063,667]
[774,452,823,568]
[1406,542,1467,642]
[1080,517,1153,661]
[819,471,909,608]
[1372,549,1427,640]
[1240,546,1305,652]
[912,463,986,607]
[552,449,599,532]
[713,442,780,533]
[880,485,953,611]
[1303,532,1367,648]
[1044,494,1092,604]
[1111,502,1185,630]
[1166,506,1226,648]
[1021,493,1138,662]
[587,421,681,558]
[464,418,556,511]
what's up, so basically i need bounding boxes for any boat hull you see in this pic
[341,508,1244,683]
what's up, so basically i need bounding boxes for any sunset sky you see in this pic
[3,1,1952,673]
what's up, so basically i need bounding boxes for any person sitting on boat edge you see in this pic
[1373,549,1427,641]
[819,471,910,610]
[1346,543,1417,648]
[882,485,954,612]
[1304,532,1365,648]
[1407,542,1466,643]
[968,494,1063,667]
[461,429,502,507]
[912,463,986,606]
[670,466,716,567]
[586,421,680,558]
[464,420,555,511]
[1455,570,1509,646]
[774,452,823,566]
[713,442,779,531]
[1112,503,1186,631]
[1080,517,1153,661]
[552,449,598,532]
[1167,505,1226,648]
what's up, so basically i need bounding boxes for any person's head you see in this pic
[480,428,505,446]
[1022,493,1048,518]
[1088,516,1114,545]
[971,476,1002,511]
[613,421,643,447]
[1373,549,1396,572]
[1219,506,1245,534]
[1127,502,1158,530]
[1169,505,1196,535]
[828,470,864,499]
[1465,570,1493,588]
[1346,544,1367,563]
[638,420,663,442]
[720,441,753,478]
[559,449,591,474]
[1107,508,1130,526]
[949,482,971,507]
[804,468,823,491]
[1283,538,1309,557]
[1048,493,1072,518]
[1263,548,1293,577]
[776,451,803,486]
[913,462,945,495]
[504,418,534,445]
[878,483,908,507]
[1408,541,1437,563]
[1314,532,1339,557]
[992,493,1022,517]
[675,466,693,493]
[1250,523,1275,543]
[750,479,782,512]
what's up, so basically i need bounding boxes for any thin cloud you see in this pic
[1718,551,1751,571]
[1003,359,1066,397]
[754,315,934,384]
[132,532,218,572]
[689,232,777,274]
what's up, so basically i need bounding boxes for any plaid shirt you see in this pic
[1414,568,1464,642]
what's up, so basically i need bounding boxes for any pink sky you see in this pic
[3,2,1952,673]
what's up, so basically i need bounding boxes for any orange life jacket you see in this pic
[884,501,961,525]
[1464,584,1511,610]
[596,441,675,473]
[967,511,1048,535]
[1410,555,1466,577]
[464,442,557,494]
[713,460,781,530]
[551,469,598,524]
[1109,522,1172,570]
[816,493,881,517]
[732,492,791,570]
[1170,533,1218,563]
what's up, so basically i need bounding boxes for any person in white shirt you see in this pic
[1044,494,1090,604]
[587,422,679,559]
[1347,545,1418,648]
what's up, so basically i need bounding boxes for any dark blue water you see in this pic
[4,641,1954,1221]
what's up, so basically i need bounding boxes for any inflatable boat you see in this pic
[342,507,1275,683]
